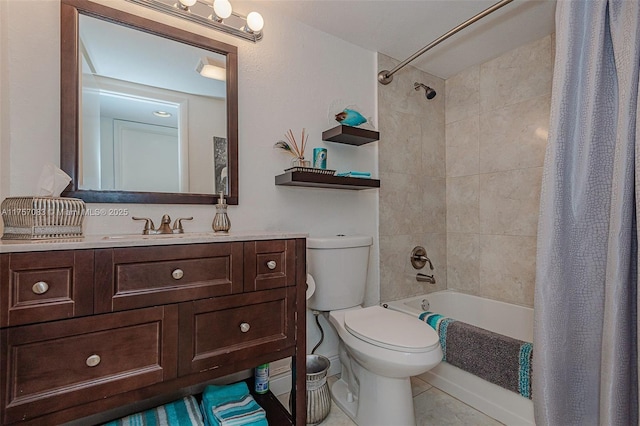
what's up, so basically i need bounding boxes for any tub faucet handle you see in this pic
[411,246,434,270]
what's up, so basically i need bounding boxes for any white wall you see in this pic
[0,0,380,362]
[0,0,8,220]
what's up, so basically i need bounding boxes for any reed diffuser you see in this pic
[274,128,309,167]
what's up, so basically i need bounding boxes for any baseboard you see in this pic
[270,354,341,396]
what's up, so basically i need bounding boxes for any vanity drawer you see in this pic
[244,240,296,291]
[95,242,243,312]
[0,250,94,327]
[178,287,295,376]
[0,306,178,425]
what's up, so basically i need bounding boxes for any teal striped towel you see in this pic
[336,171,371,178]
[102,395,204,426]
[419,311,533,399]
[201,382,267,426]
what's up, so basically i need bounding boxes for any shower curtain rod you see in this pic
[378,0,514,84]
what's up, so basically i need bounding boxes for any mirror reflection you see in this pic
[78,14,228,195]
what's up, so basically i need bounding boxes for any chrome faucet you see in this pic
[411,246,436,284]
[417,273,436,284]
[132,215,193,235]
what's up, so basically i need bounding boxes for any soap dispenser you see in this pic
[212,191,231,233]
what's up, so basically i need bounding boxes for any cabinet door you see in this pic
[244,240,296,292]
[178,288,295,376]
[95,242,243,312]
[0,306,178,425]
[0,250,93,327]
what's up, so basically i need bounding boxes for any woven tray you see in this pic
[1,197,86,240]
[284,167,336,175]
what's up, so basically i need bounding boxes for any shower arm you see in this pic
[378,0,514,85]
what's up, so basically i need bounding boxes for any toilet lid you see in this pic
[344,306,440,353]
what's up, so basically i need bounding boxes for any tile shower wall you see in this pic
[445,35,553,307]
[378,53,447,301]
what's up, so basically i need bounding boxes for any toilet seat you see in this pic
[344,306,440,353]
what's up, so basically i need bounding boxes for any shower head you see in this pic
[414,82,436,100]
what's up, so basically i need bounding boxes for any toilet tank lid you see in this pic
[307,235,373,249]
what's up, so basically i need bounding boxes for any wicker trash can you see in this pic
[306,354,331,425]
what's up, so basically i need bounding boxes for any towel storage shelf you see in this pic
[275,170,381,190]
[0,237,306,425]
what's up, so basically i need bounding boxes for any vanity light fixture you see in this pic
[196,56,226,80]
[126,0,264,42]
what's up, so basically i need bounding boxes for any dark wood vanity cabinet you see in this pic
[0,238,307,425]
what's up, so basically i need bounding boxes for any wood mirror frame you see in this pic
[60,0,239,204]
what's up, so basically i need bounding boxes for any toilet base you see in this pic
[331,370,415,426]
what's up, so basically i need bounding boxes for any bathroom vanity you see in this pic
[0,232,306,425]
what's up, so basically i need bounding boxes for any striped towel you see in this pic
[102,395,204,426]
[419,311,533,399]
[201,382,267,426]
[203,394,267,426]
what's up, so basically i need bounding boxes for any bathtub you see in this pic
[386,290,534,426]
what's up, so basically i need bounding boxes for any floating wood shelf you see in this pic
[322,125,379,146]
[275,171,380,190]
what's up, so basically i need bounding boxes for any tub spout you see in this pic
[417,273,436,284]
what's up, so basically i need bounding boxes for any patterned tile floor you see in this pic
[278,375,504,426]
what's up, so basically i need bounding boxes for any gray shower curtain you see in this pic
[533,0,640,425]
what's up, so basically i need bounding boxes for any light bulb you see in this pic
[246,11,264,32]
[179,0,197,7]
[213,0,232,19]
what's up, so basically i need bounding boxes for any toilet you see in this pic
[307,235,442,426]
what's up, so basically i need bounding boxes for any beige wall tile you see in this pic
[379,109,422,175]
[379,171,425,236]
[479,95,550,174]
[445,35,551,304]
[479,235,537,307]
[446,116,479,177]
[479,167,543,237]
[422,119,446,178]
[446,232,479,294]
[445,65,479,124]
[446,175,479,233]
[423,176,446,233]
[480,35,552,112]
[379,52,447,301]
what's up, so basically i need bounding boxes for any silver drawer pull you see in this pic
[172,269,184,280]
[86,354,101,367]
[266,260,277,270]
[240,322,251,333]
[32,281,49,295]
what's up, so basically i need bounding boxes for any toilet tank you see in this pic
[306,235,373,311]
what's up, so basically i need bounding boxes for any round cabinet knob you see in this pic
[172,269,184,280]
[32,281,49,295]
[86,354,101,367]
[240,322,251,333]
[266,260,277,270]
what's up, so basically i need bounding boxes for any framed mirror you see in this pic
[60,0,238,204]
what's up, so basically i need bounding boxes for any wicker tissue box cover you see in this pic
[1,196,86,240]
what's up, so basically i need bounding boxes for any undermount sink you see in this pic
[102,232,219,241]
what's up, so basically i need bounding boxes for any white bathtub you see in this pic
[386,290,534,426]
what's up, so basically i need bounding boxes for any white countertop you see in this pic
[0,231,308,253]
